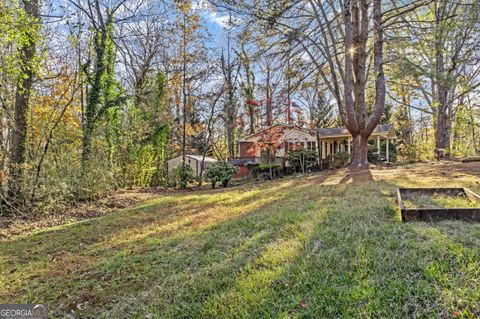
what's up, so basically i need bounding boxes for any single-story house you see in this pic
[237,123,317,166]
[235,123,396,166]
[167,155,217,179]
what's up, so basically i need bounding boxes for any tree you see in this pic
[298,76,336,162]
[82,19,121,168]
[173,0,212,161]
[199,76,226,184]
[395,0,480,157]
[217,0,391,168]
[7,0,41,204]
[68,0,126,171]
[117,3,173,186]
[238,43,257,134]
[220,19,241,159]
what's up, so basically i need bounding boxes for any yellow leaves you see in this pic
[185,123,195,135]
[185,122,204,136]
[30,70,82,141]
[174,0,192,13]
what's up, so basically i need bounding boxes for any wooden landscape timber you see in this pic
[398,187,480,222]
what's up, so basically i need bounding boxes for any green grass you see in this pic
[1,162,480,318]
[403,194,480,209]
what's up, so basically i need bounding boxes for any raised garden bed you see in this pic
[397,188,480,222]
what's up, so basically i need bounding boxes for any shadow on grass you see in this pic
[0,178,321,317]
[338,168,374,184]
[2,168,479,318]
[198,178,479,318]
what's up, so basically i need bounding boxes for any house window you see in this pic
[307,141,316,150]
[260,147,273,159]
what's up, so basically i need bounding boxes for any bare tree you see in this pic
[394,0,480,158]
[214,0,401,167]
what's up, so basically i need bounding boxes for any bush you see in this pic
[257,163,282,171]
[204,161,239,188]
[173,163,196,189]
[367,146,380,163]
[397,142,433,163]
[332,152,350,168]
[369,141,397,163]
[287,149,317,173]
[252,163,282,179]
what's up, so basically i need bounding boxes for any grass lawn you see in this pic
[403,193,480,209]
[1,162,480,318]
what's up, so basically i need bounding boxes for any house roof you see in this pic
[185,155,217,162]
[238,123,314,142]
[318,124,394,138]
[168,155,217,163]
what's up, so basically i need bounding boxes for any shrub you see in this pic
[173,163,196,189]
[257,163,282,171]
[252,163,282,179]
[369,141,397,163]
[204,161,239,188]
[367,146,380,163]
[332,152,350,168]
[287,149,317,173]
[397,142,433,163]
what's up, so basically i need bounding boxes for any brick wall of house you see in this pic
[239,142,257,158]
[233,165,250,178]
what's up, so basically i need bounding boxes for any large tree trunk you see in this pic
[265,66,273,127]
[224,66,236,158]
[432,0,451,158]
[248,104,255,134]
[435,106,450,158]
[342,0,385,169]
[265,98,273,127]
[7,0,39,204]
[350,134,369,167]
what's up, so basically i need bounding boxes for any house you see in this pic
[230,158,254,178]
[167,155,217,179]
[235,123,396,166]
[237,124,317,166]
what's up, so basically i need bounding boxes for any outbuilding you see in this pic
[167,155,217,179]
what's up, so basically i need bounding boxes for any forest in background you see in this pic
[1,0,479,214]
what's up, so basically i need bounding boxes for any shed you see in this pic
[167,155,217,178]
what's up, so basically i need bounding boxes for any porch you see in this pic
[318,125,396,163]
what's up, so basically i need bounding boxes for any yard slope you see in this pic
[1,162,480,318]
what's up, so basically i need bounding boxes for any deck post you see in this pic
[377,136,381,155]
[347,137,351,154]
[386,139,390,163]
